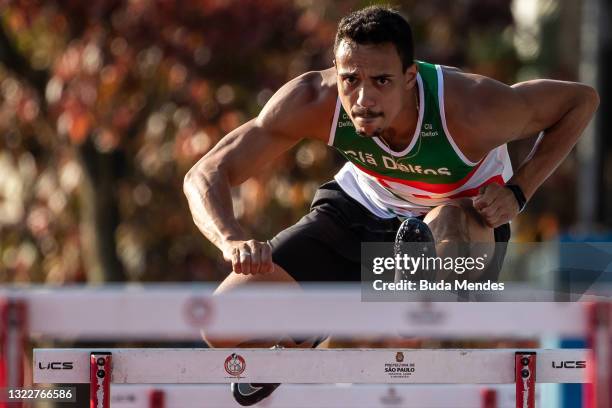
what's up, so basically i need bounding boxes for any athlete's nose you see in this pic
[356,85,376,108]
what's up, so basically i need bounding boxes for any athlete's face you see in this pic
[334,40,417,138]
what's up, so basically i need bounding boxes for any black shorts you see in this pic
[270,181,511,282]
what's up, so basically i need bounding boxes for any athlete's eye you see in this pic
[344,76,357,85]
[377,77,390,85]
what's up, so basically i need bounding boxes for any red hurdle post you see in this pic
[481,388,498,408]
[585,302,612,408]
[515,352,536,408]
[90,352,112,408]
[0,299,27,408]
[149,389,165,408]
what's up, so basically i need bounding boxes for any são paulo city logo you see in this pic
[224,353,246,376]
[384,351,416,379]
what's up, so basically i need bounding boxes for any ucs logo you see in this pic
[552,361,586,369]
[38,362,74,370]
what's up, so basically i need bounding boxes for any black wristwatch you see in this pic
[504,184,527,213]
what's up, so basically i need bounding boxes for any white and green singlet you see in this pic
[328,61,513,218]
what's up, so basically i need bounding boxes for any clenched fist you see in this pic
[223,239,274,275]
[472,183,520,228]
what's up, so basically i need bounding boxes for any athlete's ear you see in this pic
[404,63,418,90]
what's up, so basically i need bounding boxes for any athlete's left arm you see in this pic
[469,77,600,227]
[507,79,600,198]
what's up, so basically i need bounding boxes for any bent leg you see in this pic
[205,180,398,348]
[203,263,303,348]
[423,199,495,280]
[214,263,300,293]
[204,204,358,348]
[424,198,494,243]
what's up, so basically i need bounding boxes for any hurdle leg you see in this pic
[0,299,27,408]
[481,388,497,408]
[515,351,536,408]
[585,302,611,408]
[149,389,165,408]
[90,352,111,408]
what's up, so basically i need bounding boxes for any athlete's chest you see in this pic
[338,144,465,183]
[334,115,474,183]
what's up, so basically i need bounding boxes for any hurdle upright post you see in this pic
[90,352,111,408]
[149,389,165,408]
[0,299,27,408]
[515,352,536,408]
[585,302,612,408]
[481,388,498,408]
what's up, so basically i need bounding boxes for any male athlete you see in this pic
[183,6,599,405]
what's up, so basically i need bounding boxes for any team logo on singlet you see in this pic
[338,112,354,128]
[420,123,439,137]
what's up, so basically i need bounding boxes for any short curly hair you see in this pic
[334,5,414,71]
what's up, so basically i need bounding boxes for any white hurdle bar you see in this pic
[0,285,604,339]
[2,286,611,407]
[34,348,582,408]
[34,348,586,384]
[108,384,535,408]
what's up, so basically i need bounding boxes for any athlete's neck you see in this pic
[378,86,420,152]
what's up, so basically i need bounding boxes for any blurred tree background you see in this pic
[0,0,603,284]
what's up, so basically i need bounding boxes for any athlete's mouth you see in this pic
[352,108,383,120]
[355,116,378,123]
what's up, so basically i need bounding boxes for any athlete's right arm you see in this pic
[183,73,329,275]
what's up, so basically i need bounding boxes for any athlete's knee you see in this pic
[425,198,494,243]
[425,204,470,242]
[214,263,298,294]
[204,264,300,348]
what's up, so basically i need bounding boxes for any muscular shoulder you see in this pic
[257,68,338,142]
[441,69,529,157]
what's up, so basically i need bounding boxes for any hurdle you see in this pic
[107,384,533,408]
[2,285,611,407]
[34,348,582,408]
[0,285,603,338]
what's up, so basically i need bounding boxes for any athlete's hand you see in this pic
[222,240,274,275]
[472,183,519,228]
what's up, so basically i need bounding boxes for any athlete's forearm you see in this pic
[509,88,599,200]
[183,166,246,253]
